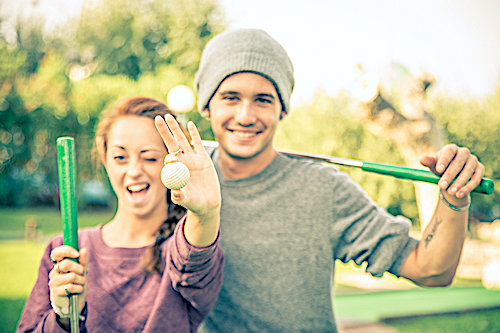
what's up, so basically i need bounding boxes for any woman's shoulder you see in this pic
[47,225,103,249]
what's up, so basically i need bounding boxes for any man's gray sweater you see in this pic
[199,149,419,333]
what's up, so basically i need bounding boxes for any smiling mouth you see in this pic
[127,184,150,193]
[230,130,260,138]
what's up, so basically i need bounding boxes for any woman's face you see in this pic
[104,115,168,219]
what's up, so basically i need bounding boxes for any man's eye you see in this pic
[145,158,157,162]
[256,97,272,104]
[223,95,238,101]
[114,156,125,160]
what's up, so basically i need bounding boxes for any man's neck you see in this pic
[217,148,278,180]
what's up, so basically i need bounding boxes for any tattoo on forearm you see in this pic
[424,218,443,248]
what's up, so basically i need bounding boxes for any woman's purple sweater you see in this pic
[16,218,224,333]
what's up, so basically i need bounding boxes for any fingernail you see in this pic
[437,164,445,172]
[450,187,457,194]
[440,181,448,188]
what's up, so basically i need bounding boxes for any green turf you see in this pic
[0,240,47,332]
[0,206,115,240]
[382,308,500,333]
[334,287,500,323]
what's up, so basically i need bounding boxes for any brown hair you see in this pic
[93,96,189,273]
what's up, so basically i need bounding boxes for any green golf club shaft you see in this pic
[201,140,494,195]
[56,137,80,333]
[282,150,494,195]
[361,162,494,195]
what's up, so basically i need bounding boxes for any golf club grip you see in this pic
[56,137,80,333]
[362,162,494,195]
[57,137,79,251]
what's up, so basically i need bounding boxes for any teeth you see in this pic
[232,131,256,138]
[128,184,148,192]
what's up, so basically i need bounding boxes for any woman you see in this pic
[17,96,224,333]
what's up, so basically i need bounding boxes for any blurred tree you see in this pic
[351,63,444,229]
[0,0,225,207]
[72,0,224,80]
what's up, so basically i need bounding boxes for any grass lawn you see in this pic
[0,206,115,240]
[1,207,500,332]
[382,308,500,333]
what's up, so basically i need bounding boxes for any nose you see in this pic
[234,100,256,126]
[127,159,144,178]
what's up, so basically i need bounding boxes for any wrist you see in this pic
[439,189,470,211]
[189,206,221,225]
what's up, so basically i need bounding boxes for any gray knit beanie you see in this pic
[194,28,294,114]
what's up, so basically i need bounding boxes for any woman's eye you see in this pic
[145,158,157,162]
[113,156,125,161]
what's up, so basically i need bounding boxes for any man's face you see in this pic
[204,72,285,162]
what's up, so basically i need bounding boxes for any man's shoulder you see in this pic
[279,152,340,174]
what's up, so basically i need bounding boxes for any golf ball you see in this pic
[161,161,190,190]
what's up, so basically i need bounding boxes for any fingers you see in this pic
[50,246,79,264]
[49,248,88,296]
[155,114,193,155]
[432,144,484,198]
[154,115,177,153]
[448,157,483,198]
[187,121,205,154]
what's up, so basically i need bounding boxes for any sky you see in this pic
[2,0,500,107]
[220,0,500,106]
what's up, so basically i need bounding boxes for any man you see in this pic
[194,28,484,333]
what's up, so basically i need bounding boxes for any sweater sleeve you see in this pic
[167,217,224,319]
[331,172,419,278]
[16,236,87,333]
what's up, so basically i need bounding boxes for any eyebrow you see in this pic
[255,93,275,100]
[109,146,163,154]
[219,91,276,100]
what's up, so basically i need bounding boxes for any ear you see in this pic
[279,110,287,121]
[202,107,210,118]
[96,136,107,167]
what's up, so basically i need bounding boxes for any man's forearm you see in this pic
[400,193,469,286]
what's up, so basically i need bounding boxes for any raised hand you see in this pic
[154,114,221,247]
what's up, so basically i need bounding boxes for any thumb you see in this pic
[420,155,438,174]
[171,189,188,206]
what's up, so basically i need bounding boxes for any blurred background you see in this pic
[0,0,499,332]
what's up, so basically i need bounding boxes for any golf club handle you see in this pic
[56,137,79,252]
[362,162,495,195]
[56,137,80,333]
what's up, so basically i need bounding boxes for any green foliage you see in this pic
[0,0,224,207]
[74,0,225,80]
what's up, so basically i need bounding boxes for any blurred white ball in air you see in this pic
[167,85,196,113]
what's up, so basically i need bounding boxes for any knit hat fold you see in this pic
[194,29,294,113]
